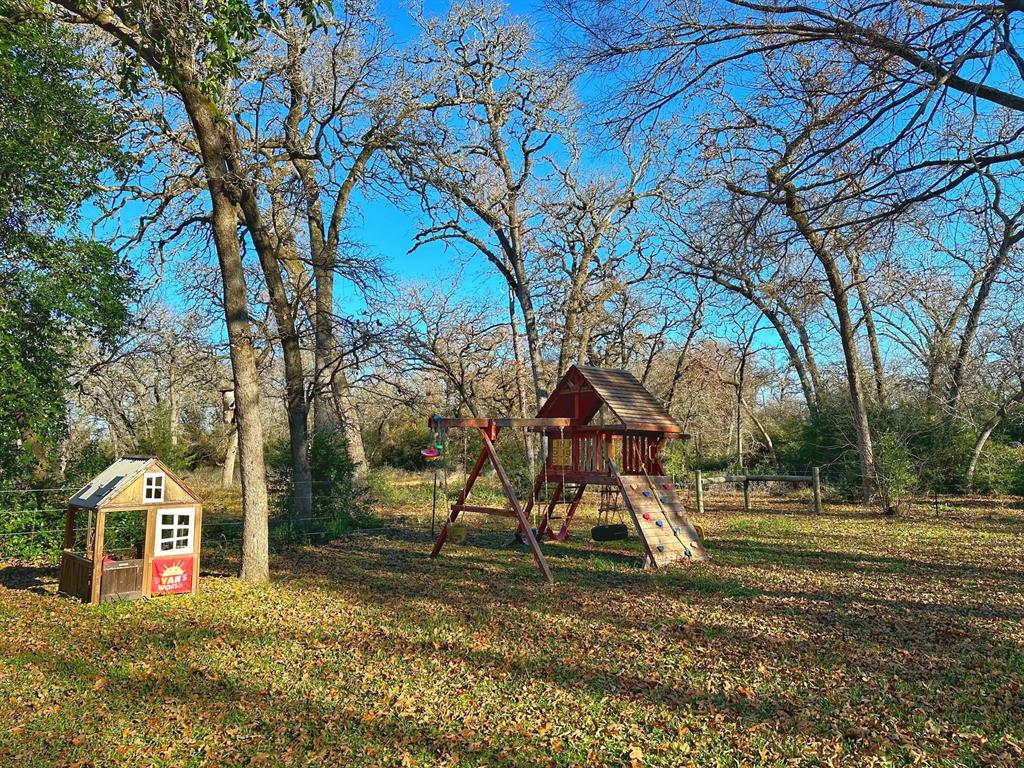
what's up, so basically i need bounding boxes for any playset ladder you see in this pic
[611,464,709,568]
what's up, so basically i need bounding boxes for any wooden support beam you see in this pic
[89,507,106,605]
[62,506,75,551]
[554,483,587,542]
[192,503,203,596]
[433,417,572,430]
[142,507,156,597]
[451,504,517,518]
[480,430,553,584]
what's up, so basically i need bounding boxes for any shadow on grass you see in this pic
[275,525,1023,654]
[712,537,1024,592]
[0,563,57,595]
[6,507,1024,767]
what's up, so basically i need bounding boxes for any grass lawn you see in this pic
[2,475,1023,767]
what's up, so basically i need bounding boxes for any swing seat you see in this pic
[591,523,629,542]
[420,446,443,460]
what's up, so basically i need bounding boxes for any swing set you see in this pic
[424,365,709,583]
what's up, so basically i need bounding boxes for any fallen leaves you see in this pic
[1,486,1023,766]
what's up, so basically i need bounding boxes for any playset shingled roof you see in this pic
[537,364,683,432]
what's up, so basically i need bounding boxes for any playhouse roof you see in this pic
[537,365,683,432]
[69,455,200,509]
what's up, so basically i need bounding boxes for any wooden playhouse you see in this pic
[59,456,203,604]
[429,365,709,582]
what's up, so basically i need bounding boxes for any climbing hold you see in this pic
[642,490,651,497]
[662,482,672,490]
[661,497,670,503]
[656,545,665,553]
[656,520,664,527]
[674,526,682,534]
[642,512,653,521]
[684,548,692,558]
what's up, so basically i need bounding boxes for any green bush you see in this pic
[136,404,194,472]
[873,433,917,513]
[267,429,374,544]
[371,423,435,470]
[971,440,1024,495]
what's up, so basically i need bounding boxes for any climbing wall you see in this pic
[615,474,709,567]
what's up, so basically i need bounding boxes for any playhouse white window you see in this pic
[143,472,165,502]
[155,508,194,555]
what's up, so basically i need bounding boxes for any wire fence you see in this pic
[0,483,363,563]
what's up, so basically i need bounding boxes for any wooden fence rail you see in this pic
[693,467,823,515]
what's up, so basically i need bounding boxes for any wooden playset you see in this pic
[58,456,203,604]
[427,365,708,582]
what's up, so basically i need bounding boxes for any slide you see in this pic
[614,473,710,568]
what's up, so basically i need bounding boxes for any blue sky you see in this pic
[130,0,553,317]
[344,0,551,298]
[110,0,782,366]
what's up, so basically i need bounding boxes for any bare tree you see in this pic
[392,1,578,408]
[32,0,280,579]
[257,7,415,483]
[382,285,513,418]
[537,136,671,378]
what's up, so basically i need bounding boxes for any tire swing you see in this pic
[592,485,629,542]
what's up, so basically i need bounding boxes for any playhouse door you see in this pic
[100,559,144,601]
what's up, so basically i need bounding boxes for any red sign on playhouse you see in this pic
[151,557,193,594]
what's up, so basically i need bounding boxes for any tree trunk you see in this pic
[850,253,887,406]
[279,51,374,485]
[514,281,547,409]
[167,349,179,448]
[966,389,1024,487]
[557,254,593,378]
[182,89,270,583]
[509,288,536,478]
[237,179,313,531]
[742,397,776,462]
[221,388,237,488]
[332,373,368,486]
[948,230,1018,409]
[734,356,745,469]
[700,271,819,416]
[46,1,272,578]
[772,169,877,503]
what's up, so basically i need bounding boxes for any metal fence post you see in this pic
[812,467,823,514]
